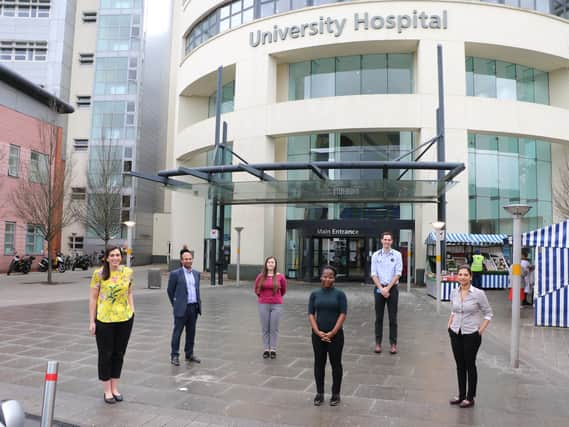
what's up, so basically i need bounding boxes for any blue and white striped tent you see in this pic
[522,220,569,328]
[425,232,508,246]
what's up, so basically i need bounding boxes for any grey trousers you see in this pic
[258,303,282,350]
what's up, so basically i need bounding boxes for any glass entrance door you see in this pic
[311,237,366,281]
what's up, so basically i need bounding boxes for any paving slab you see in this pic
[0,267,568,426]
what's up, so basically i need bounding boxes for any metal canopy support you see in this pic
[309,163,327,180]
[238,163,277,181]
[177,167,212,182]
[437,44,447,269]
[210,65,223,287]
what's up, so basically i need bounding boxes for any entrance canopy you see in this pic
[130,160,465,205]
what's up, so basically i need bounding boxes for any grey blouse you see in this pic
[449,286,493,334]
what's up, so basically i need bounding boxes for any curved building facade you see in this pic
[168,0,569,280]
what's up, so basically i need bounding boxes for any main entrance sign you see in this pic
[249,10,448,47]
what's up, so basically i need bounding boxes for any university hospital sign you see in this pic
[249,10,448,47]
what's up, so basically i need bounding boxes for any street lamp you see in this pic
[432,221,446,314]
[503,203,531,369]
[234,227,244,287]
[123,220,136,268]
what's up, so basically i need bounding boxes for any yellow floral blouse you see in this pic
[90,266,134,323]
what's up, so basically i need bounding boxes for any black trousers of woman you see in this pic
[312,329,344,395]
[95,316,134,381]
[449,329,481,400]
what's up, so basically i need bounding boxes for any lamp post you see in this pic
[234,227,244,287]
[124,221,135,268]
[503,204,531,369]
[432,221,446,314]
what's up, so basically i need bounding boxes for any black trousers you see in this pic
[472,271,482,288]
[449,329,482,400]
[171,303,199,358]
[312,329,344,395]
[374,286,398,345]
[95,316,134,381]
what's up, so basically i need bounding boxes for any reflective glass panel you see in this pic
[335,55,361,96]
[516,65,534,102]
[310,58,335,98]
[496,60,516,100]
[362,54,387,94]
[387,54,413,94]
[473,58,496,98]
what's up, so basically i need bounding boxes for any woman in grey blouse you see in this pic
[447,265,493,408]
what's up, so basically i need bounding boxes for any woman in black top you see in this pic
[308,265,348,407]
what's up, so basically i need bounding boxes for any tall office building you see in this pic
[165,0,569,281]
[63,0,172,263]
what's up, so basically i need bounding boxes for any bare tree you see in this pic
[72,135,124,251]
[554,155,569,219]
[11,108,74,284]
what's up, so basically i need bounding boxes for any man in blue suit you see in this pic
[167,249,202,366]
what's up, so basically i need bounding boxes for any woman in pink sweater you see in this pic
[254,256,287,359]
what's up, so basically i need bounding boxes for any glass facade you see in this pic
[208,80,235,117]
[91,101,137,140]
[287,131,414,221]
[469,133,552,234]
[97,14,140,52]
[289,54,413,100]
[94,57,137,95]
[184,0,551,54]
[466,57,549,104]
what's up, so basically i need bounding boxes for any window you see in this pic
[71,187,86,201]
[0,1,51,18]
[469,133,552,233]
[26,224,44,254]
[79,53,94,64]
[208,81,235,117]
[73,139,88,152]
[97,15,137,52]
[82,11,97,22]
[29,150,48,183]
[122,195,131,208]
[91,101,136,140]
[100,0,142,8]
[94,57,135,95]
[466,57,549,105]
[123,160,132,172]
[68,235,84,250]
[76,95,91,108]
[121,209,130,222]
[4,222,15,255]
[289,54,414,100]
[8,144,20,177]
[0,40,47,61]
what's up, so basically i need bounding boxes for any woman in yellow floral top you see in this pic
[89,246,135,404]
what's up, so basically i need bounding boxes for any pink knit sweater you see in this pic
[254,273,287,304]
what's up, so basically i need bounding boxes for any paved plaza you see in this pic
[0,267,568,427]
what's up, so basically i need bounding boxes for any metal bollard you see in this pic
[40,360,58,427]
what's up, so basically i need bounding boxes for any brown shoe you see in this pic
[390,344,397,354]
[374,344,382,353]
[449,397,463,405]
[459,399,475,408]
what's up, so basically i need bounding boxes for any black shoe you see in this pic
[313,393,324,406]
[330,394,341,406]
[104,394,116,404]
[270,351,277,359]
[112,393,123,402]
[459,399,475,408]
[186,355,201,363]
[171,356,180,366]
[263,351,270,359]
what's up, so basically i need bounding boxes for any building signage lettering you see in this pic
[249,10,448,47]
[316,228,360,236]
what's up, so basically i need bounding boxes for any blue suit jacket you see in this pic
[167,267,202,317]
